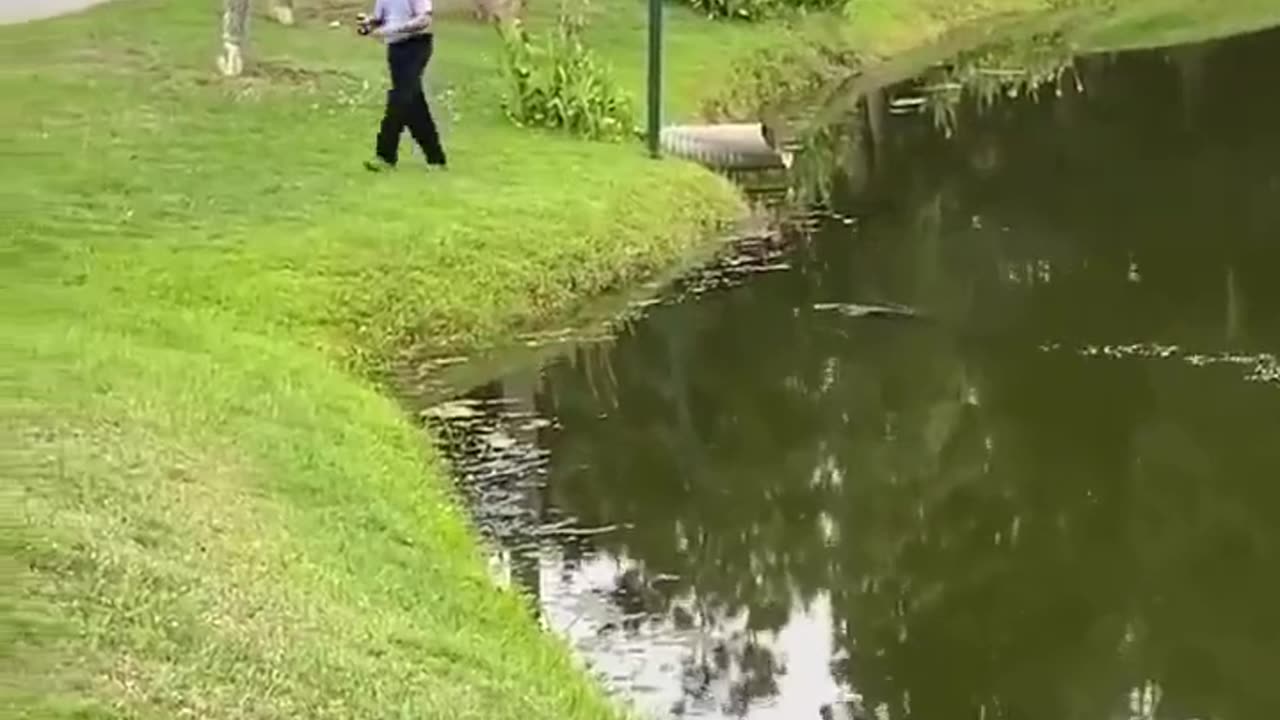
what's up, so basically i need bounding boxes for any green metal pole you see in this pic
[646,0,663,158]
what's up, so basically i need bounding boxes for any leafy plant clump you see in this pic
[497,4,635,141]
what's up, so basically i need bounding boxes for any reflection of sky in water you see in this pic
[532,550,845,719]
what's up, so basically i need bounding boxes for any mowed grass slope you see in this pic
[2,2,747,717]
[1072,0,1280,51]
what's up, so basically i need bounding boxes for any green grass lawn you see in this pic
[4,0,1278,718]
[1072,0,1280,51]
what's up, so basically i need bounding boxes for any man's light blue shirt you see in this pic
[372,0,432,44]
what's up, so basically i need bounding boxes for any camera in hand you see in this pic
[355,13,383,35]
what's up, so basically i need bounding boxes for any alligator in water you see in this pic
[812,301,924,320]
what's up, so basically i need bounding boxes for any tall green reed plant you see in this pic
[496,1,635,141]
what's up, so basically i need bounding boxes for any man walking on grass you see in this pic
[359,0,448,171]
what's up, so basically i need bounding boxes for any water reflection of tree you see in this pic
[531,27,1280,720]
[540,274,837,626]
[917,31,1083,138]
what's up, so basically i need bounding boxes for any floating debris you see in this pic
[889,95,928,110]
[481,431,517,450]
[1039,342,1279,386]
[421,401,484,420]
[534,523,629,538]
[1072,343,1180,359]
[422,355,468,369]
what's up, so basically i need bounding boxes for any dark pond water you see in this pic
[425,26,1280,720]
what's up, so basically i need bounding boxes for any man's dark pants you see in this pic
[377,34,447,166]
